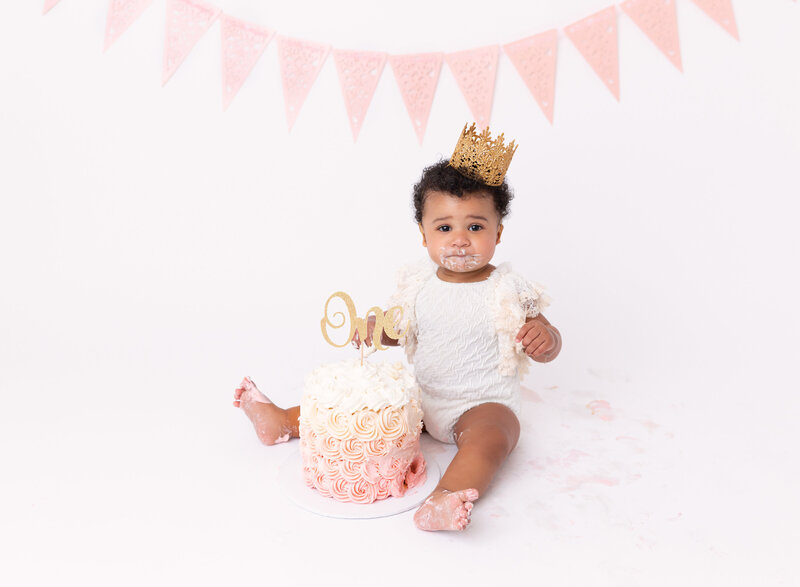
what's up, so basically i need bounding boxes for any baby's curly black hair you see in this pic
[412,160,513,224]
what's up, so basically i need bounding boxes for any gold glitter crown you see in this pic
[449,123,518,186]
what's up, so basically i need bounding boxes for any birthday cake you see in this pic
[298,359,427,504]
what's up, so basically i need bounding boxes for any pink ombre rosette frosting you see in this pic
[298,359,426,504]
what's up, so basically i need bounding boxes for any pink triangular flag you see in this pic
[621,0,683,71]
[276,36,331,131]
[503,30,559,124]
[43,0,61,14]
[162,0,221,86]
[689,0,739,40]
[104,0,154,51]
[445,45,500,130]
[565,6,621,101]
[332,50,387,141]
[389,53,443,145]
[220,15,274,111]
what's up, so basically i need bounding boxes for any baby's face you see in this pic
[418,190,503,282]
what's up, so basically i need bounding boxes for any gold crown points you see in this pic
[449,123,518,187]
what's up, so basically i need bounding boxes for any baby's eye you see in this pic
[436,225,451,232]
[468,224,484,231]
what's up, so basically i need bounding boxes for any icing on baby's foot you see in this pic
[233,376,270,407]
[233,377,291,445]
[413,488,479,531]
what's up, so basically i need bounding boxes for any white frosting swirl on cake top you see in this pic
[302,359,419,413]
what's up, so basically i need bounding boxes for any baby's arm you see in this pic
[516,314,561,363]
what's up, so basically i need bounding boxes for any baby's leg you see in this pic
[414,403,520,531]
[232,377,300,445]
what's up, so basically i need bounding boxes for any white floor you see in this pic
[3,356,798,586]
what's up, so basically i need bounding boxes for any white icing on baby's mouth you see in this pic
[439,247,481,272]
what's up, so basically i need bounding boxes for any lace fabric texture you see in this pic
[220,14,274,110]
[503,29,558,124]
[689,0,739,40]
[445,45,500,130]
[162,0,221,86]
[387,261,549,379]
[276,36,331,130]
[104,0,154,51]
[332,50,387,141]
[389,53,444,145]
[411,274,551,442]
[620,0,683,71]
[564,6,620,101]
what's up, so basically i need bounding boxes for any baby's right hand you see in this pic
[352,315,377,349]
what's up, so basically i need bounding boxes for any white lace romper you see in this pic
[413,276,518,442]
[388,261,550,443]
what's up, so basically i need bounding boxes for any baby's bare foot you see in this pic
[413,488,479,531]
[233,376,270,407]
[233,377,291,445]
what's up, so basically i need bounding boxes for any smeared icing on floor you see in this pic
[587,399,614,421]
[509,384,678,545]
[520,386,543,403]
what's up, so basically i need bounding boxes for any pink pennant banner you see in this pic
[446,45,500,130]
[276,36,331,131]
[389,53,443,145]
[332,50,387,142]
[689,0,739,40]
[503,29,559,124]
[43,0,61,14]
[162,0,221,86]
[104,0,154,52]
[220,15,274,111]
[620,0,683,71]
[564,6,621,101]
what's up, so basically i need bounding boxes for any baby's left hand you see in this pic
[516,316,557,360]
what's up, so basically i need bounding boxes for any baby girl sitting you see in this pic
[234,125,561,531]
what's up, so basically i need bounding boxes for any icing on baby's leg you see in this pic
[233,377,296,445]
[413,403,520,531]
[413,488,479,531]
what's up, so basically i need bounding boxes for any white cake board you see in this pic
[277,449,441,519]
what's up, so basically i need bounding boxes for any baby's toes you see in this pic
[456,506,471,524]
[458,488,479,502]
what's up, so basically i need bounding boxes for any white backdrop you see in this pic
[2,1,799,585]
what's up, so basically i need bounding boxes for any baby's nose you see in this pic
[451,232,470,246]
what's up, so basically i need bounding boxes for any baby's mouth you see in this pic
[440,249,481,271]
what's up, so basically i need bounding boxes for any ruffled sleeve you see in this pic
[489,264,552,377]
[385,259,436,364]
[509,272,551,319]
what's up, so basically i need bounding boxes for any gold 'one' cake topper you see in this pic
[320,291,404,362]
[449,123,518,186]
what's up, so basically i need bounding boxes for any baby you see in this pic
[233,125,562,531]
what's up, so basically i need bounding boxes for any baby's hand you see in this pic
[516,316,557,360]
[352,315,377,349]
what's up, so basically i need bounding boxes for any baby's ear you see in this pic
[496,224,504,244]
[418,223,427,246]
